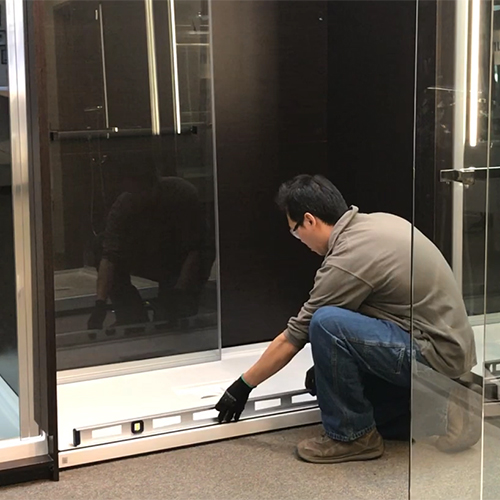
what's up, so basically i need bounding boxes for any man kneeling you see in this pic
[215,174,478,464]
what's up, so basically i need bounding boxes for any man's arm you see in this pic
[96,257,115,302]
[87,258,115,330]
[242,331,300,387]
[215,331,300,423]
[174,250,201,290]
[88,192,131,330]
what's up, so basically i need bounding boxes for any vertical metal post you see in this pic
[97,4,110,129]
[452,0,469,290]
[6,0,38,437]
[168,0,181,134]
[145,0,161,135]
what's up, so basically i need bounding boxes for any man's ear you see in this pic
[303,212,315,226]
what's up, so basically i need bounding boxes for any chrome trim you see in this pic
[50,124,193,142]
[6,0,38,438]
[145,0,160,135]
[451,0,469,290]
[208,0,222,357]
[168,0,181,134]
[440,166,500,187]
[98,4,110,129]
[469,0,480,147]
[440,167,478,187]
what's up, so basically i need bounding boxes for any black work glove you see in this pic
[87,300,107,330]
[215,376,254,423]
[305,365,316,396]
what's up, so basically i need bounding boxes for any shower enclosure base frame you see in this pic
[57,342,321,468]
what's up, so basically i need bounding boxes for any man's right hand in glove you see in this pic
[215,376,255,423]
[87,299,107,330]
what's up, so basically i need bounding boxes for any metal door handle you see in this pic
[440,166,500,187]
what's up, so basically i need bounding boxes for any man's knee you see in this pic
[309,306,345,346]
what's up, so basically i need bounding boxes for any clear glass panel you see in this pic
[0,0,20,440]
[482,3,500,498]
[411,0,491,498]
[41,0,220,372]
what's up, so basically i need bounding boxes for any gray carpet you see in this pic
[1,425,410,500]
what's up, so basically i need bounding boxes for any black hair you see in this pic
[275,174,348,226]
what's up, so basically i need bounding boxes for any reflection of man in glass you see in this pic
[87,170,209,330]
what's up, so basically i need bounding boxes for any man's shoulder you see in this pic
[329,211,412,261]
[355,211,410,225]
[347,212,412,239]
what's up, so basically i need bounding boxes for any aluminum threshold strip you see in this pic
[72,390,318,449]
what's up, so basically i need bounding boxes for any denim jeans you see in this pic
[309,306,447,442]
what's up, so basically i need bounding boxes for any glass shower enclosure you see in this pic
[33,0,319,468]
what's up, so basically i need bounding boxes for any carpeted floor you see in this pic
[1,425,410,500]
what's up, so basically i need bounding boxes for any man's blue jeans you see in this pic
[309,306,430,442]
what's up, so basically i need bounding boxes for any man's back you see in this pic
[333,209,476,378]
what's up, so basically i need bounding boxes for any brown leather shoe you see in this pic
[297,428,385,464]
[435,383,482,453]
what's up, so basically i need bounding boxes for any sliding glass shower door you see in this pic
[39,0,220,374]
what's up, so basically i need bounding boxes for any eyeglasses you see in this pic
[290,220,302,239]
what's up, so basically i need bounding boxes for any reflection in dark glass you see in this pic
[43,0,219,370]
[88,174,213,330]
